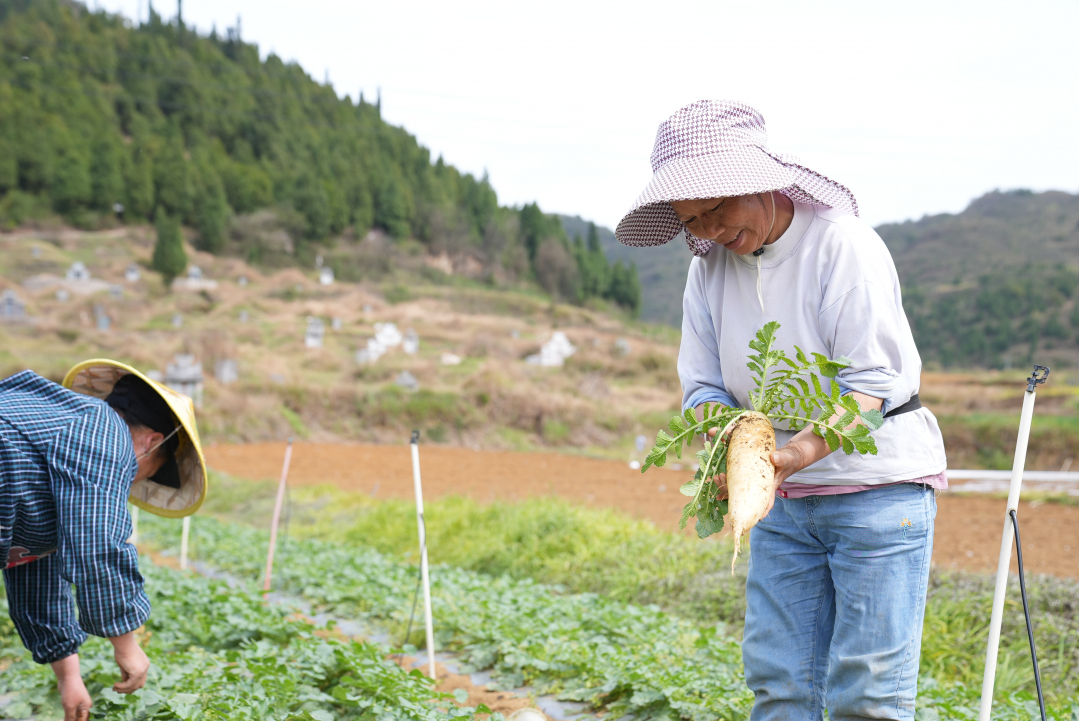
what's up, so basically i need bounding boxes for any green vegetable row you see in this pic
[0,562,479,721]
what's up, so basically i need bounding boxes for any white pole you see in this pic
[410,430,436,680]
[978,375,1042,721]
[130,505,139,546]
[179,515,190,570]
[264,438,294,593]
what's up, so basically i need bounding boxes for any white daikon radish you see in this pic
[725,411,776,572]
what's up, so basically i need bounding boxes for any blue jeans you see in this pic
[742,483,936,721]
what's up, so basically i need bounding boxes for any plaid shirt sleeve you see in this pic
[3,553,86,663]
[4,401,150,662]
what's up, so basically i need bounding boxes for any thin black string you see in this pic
[1009,509,1048,721]
[395,514,425,670]
[401,513,425,648]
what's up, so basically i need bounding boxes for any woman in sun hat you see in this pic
[1,360,207,721]
[617,100,947,720]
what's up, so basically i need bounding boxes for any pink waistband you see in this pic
[777,470,948,499]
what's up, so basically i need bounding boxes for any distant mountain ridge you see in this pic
[565,189,1079,368]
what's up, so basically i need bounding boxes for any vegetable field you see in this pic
[2,488,1078,720]
[0,560,480,721]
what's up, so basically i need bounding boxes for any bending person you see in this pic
[1,360,207,721]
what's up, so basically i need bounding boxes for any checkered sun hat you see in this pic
[615,100,859,256]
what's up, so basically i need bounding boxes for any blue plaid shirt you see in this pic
[0,371,150,664]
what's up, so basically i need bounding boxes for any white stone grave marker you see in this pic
[0,290,26,322]
[214,359,239,385]
[66,262,91,282]
[93,305,110,330]
[304,317,325,349]
[403,328,419,354]
[355,322,403,363]
[526,331,576,367]
[165,355,204,407]
[395,370,419,391]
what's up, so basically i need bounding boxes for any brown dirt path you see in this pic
[204,442,1079,579]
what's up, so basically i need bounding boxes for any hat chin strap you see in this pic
[139,425,182,460]
[752,191,776,314]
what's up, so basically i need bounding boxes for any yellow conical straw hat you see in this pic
[63,359,207,518]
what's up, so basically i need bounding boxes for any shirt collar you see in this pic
[734,199,814,269]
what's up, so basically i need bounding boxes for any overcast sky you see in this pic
[100,0,1079,231]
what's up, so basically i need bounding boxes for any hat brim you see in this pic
[616,146,797,249]
[62,359,208,518]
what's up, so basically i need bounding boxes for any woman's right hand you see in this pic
[712,472,729,500]
[51,654,92,721]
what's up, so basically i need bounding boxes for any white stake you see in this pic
[410,430,436,680]
[179,515,190,570]
[978,366,1048,721]
[130,505,139,546]
[264,438,294,593]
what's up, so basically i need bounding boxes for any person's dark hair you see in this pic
[104,374,180,461]
[111,408,169,460]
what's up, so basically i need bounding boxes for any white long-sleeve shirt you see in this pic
[678,200,947,485]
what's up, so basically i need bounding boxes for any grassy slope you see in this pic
[0,227,680,456]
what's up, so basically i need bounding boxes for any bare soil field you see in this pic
[205,441,1079,579]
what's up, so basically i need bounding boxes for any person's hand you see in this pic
[708,440,816,517]
[50,654,91,721]
[109,631,149,693]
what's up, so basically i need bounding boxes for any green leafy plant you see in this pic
[641,321,885,539]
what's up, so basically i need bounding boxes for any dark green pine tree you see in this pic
[572,233,589,292]
[124,145,155,220]
[191,160,229,253]
[151,208,187,287]
[294,173,332,241]
[607,260,642,316]
[518,202,546,261]
[0,125,18,194]
[584,222,609,298]
[90,133,125,213]
[50,126,92,213]
[154,126,191,219]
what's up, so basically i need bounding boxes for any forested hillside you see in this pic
[877,189,1079,369]
[0,0,639,312]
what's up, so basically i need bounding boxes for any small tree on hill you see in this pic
[607,260,642,316]
[192,161,229,253]
[152,208,187,287]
